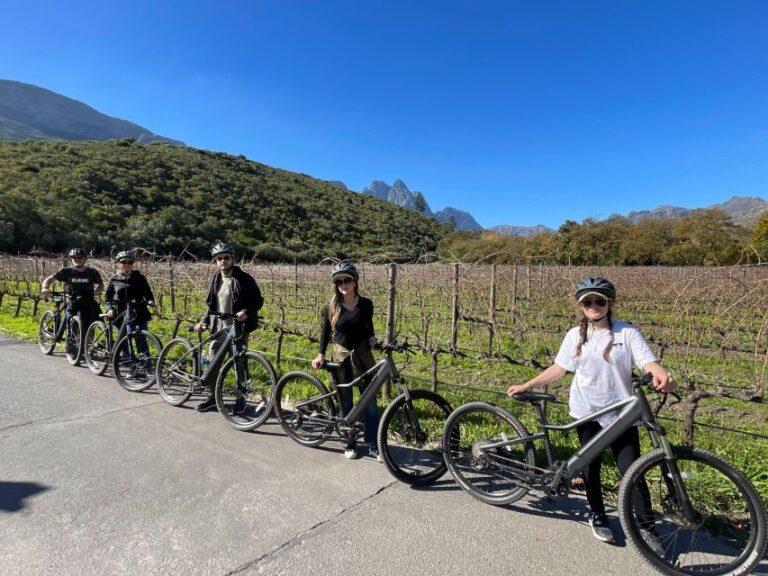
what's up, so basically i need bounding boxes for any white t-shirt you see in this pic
[554,320,657,427]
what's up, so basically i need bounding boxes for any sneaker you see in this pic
[367,445,383,463]
[344,442,359,459]
[640,528,664,557]
[232,396,246,416]
[589,513,615,543]
[196,396,217,412]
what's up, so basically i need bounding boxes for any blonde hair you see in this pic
[575,308,614,361]
[328,280,359,329]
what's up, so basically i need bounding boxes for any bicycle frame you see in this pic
[190,318,248,387]
[488,383,675,496]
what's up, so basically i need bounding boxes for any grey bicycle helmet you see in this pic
[574,276,616,301]
[115,250,136,262]
[68,248,87,258]
[331,261,359,281]
[211,241,235,257]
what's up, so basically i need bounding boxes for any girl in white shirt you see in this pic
[507,277,675,544]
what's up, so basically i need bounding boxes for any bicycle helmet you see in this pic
[68,248,87,258]
[115,250,136,263]
[331,262,359,281]
[574,276,616,302]
[211,241,235,257]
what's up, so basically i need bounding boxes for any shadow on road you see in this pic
[0,481,50,512]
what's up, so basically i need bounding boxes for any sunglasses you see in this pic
[580,297,608,308]
[215,255,232,262]
[334,277,354,286]
[120,260,135,265]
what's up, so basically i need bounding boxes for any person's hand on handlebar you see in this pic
[193,322,208,334]
[311,354,325,369]
[235,310,248,322]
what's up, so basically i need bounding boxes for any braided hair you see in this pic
[575,308,614,361]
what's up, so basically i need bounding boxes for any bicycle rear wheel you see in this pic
[113,331,163,392]
[378,389,453,486]
[274,372,335,447]
[618,445,768,576]
[215,351,277,431]
[442,401,534,505]
[84,320,112,375]
[38,310,58,355]
[65,316,83,366]
[156,338,197,405]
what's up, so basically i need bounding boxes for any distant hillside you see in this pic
[626,196,767,228]
[0,80,182,145]
[488,224,555,237]
[361,179,483,231]
[0,140,447,260]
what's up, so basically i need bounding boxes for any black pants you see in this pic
[576,421,643,517]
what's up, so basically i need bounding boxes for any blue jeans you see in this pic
[338,357,380,445]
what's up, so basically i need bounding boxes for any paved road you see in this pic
[0,333,755,576]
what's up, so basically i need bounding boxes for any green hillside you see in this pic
[0,139,449,260]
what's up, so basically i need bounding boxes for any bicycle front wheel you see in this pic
[215,351,277,431]
[618,445,768,576]
[378,389,453,486]
[156,338,197,405]
[65,316,83,366]
[442,401,534,505]
[274,372,335,447]
[113,331,163,392]
[84,320,112,375]
[38,310,58,354]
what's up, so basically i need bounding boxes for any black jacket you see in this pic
[105,271,155,324]
[203,266,263,333]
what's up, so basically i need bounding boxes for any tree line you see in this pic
[438,209,768,266]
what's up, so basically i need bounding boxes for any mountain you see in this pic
[0,139,445,260]
[0,80,183,145]
[361,179,483,231]
[626,196,767,228]
[488,224,555,237]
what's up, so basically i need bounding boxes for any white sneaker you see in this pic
[344,443,359,459]
[368,446,383,463]
[589,513,615,543]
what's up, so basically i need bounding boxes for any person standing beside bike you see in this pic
[311,262,380,460]
[507,276,675,544]
[104,251,156,331]
[193,242,263,413]
[41,248,103,330]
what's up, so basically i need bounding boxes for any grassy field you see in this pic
[1,258,767,501]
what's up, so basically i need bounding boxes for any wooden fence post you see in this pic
[450,263,459,354]
[384,263,398,398]
[488,264,497,356]
[168,257,177,313]
[526,265,531,301]
[431,349,439,392]
[511,266,518,324]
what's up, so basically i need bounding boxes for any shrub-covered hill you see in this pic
[0,139,449,260]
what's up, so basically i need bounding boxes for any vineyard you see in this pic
[2,255,767,499]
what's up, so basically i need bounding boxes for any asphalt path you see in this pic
[1,333,759,576]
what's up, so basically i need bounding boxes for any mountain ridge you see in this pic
[0,79,183,145]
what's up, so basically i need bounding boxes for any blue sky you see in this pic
[2,1,767,229]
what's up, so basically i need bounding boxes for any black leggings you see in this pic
[576,421,642,516]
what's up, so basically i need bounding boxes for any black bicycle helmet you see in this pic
[211,241,235,257]
[331,261,359,281]
[115,250,136,262]
[574,276,616,301]
[68,248,87,258]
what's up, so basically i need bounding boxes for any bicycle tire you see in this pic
[377,389,453,486]
[274,371,335,447]
[84,320,111,375]
[113,331,163,392]
[65,316,83,366]
[38,310,58,355]
[442,401,534,505]
[214,351,277,431]
[156,337,197,405]
[618,445,768,576]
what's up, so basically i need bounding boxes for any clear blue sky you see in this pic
[2,1,767,229]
